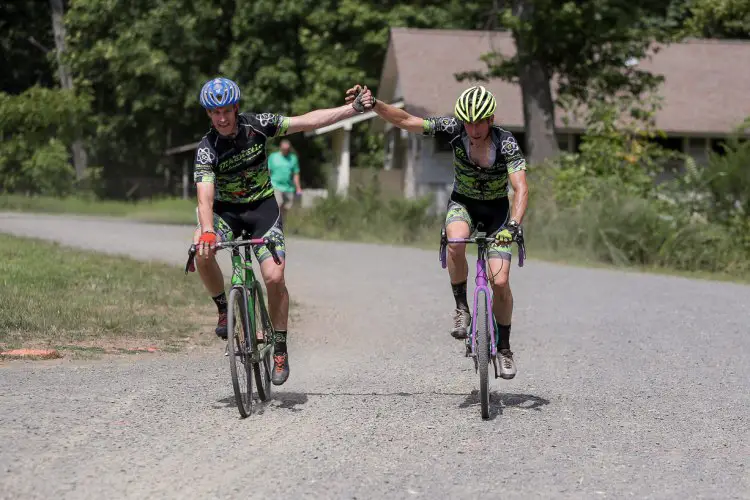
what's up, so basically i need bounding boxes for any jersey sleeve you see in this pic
[193,138,217,184]
[248,112,291,138]
[422,116,461,143]
[499,131,527,174]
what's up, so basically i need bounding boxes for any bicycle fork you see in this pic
[468,259,499,374]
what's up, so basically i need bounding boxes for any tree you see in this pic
[60,0,484,196]
[65,0,235,196]
[680,0,750,38]
[224,0,485,181]
[50,0,88,179]
[459,0,680,164]
[0,86,91,195]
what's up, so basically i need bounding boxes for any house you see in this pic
[311,28,750,212]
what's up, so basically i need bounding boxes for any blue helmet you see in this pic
[199,77,241,109]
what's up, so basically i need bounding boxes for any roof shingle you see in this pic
[381,28,750,136]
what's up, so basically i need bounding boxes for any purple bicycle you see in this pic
[439,223,526,420]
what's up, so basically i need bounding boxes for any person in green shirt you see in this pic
[268,139,302,219]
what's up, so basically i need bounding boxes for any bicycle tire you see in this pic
[476,290,490,420]
[227,287,253,418]
[250,281,274,402]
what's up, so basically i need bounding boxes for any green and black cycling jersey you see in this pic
[194,112,291,204]
[422,116,527,201]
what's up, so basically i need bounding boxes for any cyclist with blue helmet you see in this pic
[192,77,372,386]
[345,84,528,380]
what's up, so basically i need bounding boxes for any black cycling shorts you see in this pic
[444,191,511,260]
[196,195,286,263]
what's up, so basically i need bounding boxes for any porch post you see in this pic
[336,124,352,196]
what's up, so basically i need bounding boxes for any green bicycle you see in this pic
[185,231,281,418]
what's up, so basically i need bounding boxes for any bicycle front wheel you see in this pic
[476,290,490,420]
[250,281,274,402]
[227,287,253,418]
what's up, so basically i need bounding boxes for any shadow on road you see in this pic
[215,391,310,414]
[459,391,550,421]
[217,391,549,420]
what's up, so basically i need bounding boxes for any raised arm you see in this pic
[285,104,359,135]
[344,85,424,133]
[372,101,425,133]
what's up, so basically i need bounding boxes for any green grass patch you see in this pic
[0,194,195,225]
[0,233,214,351]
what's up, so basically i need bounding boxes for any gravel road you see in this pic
[1,212,748,499]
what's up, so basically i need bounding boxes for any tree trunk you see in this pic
[50,0,88,179]
[512,1,559,164]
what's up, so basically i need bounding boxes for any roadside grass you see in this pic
[0,233,216,357]
[0,194,195,225]
[3,193,748,285]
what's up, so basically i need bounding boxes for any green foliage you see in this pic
[551,93,681,206]
[223,0,481,186]
[680,0,750,38]
[0,86,91,195]
[704,123,750,219]
[58,0,483,193]
[64,0,232,185]
[529,96,750,276]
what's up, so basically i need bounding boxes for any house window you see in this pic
[711,138,727,155]
[652,136,684,152]
[688,137,704,149]
[572,134,582,152]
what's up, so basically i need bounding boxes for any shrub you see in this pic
[0,86,92,196]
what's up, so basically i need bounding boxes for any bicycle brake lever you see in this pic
[266,240,282,265]
[185,244,197,275]
[515,232,526,268]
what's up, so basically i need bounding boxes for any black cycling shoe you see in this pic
[215,311,228,340]
[451,308,471,339]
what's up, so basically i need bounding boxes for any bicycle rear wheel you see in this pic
[250,281,274,402]
[227,287,253,418]
[476,290,490,420]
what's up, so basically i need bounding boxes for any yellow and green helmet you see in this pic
[454,85,497,123]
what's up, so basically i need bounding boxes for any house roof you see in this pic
[377,28,750,136]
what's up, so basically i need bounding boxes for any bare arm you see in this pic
[371,100,424,133]
[286,105,358,135]
[293,173,302,193]
[344,85,423,133]
[508,170,529,224]
[196,182,215,233]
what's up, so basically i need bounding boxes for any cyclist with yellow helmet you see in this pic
[345,84,528,379]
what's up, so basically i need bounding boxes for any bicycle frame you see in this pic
[472,238,497,358]
[185,233,282,362]
[439,224,526,363]
[219,236,281,363]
